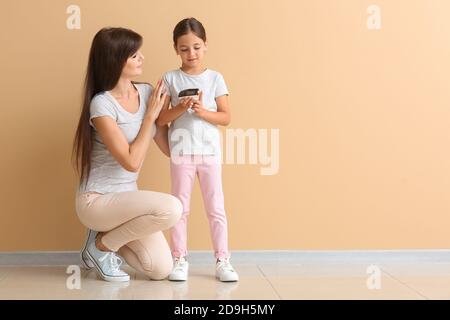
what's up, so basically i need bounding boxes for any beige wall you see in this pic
[1,0,450,251]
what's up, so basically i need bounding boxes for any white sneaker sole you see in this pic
[168,273,188,281]
[80,230,96,270]
[216,274,239,282]
[85,250,130,282]
[81,251,94,269]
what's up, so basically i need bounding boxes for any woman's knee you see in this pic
[162,194,183,226]
[143,253,173,280]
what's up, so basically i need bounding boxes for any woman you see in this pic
[72,27,182,282]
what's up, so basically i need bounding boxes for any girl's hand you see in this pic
[145,79,167,121]
[175,97,194,111]
[192,91,208,118]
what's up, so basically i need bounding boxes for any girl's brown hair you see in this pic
[173,17,207,46]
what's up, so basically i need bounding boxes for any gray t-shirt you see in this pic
[77,83,153,195]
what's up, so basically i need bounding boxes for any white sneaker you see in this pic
[85,241,130,282]
[80,229,97,270]
[168,257,189,281]
[216,258,239,282]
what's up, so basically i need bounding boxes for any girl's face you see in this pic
[174,32,207,68]
[122,49,144,78]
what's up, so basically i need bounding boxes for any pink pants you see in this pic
[169,155,229,259]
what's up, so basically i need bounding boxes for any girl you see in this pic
[72,27,182,282]
[157,17,239,282]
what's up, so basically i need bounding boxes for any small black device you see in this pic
[178,88,200,98]
[178,88,200,114]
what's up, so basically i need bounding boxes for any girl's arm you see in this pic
[153,124,170,157]
[156,95,194,126]
[192,93,231,126]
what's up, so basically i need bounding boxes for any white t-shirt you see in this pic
[163,68,229,156]
[78,83,154,195]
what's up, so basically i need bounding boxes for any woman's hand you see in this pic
[192,91,208,118]
[145,79,168,121]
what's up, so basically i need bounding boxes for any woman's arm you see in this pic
[92,80,167,172]
[156,95,193,126]
[92,116,156,172]
[192,94,231,126]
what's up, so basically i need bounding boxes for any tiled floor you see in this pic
[0,262,448,299]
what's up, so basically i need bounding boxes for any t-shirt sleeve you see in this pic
[215,73,229,98]
[89,95,117,129]
[142,83,153,104]
[162,72,172,97]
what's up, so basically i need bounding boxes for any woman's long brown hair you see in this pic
[71,27,143,187]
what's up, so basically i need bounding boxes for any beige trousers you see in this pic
[75,190,182,280]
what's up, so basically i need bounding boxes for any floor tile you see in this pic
[2,263,447,300]
[132,264,279,300]
[0,266,133,300]
[259,263,426,300]
[381,263,450,299]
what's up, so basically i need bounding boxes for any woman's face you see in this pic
[122,49,144,78]
[175,32,207,68]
